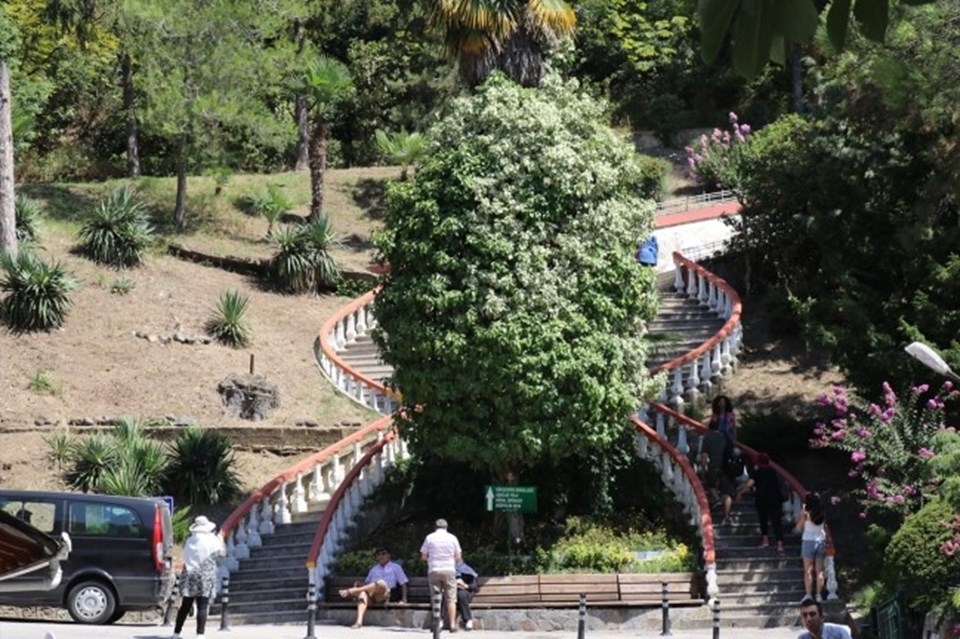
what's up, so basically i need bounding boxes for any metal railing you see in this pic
[656,190,737,216]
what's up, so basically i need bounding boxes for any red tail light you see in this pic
[152,506,164,572]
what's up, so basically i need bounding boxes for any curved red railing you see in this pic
[219,415,393,541]
[315,288,400,402]
[631,415,716,565]
[656,252,742,375]
[305,431,396,570]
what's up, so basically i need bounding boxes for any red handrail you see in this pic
[305,431,395,569]
[655,253,742,374]
[219,415,393,541]
[631,416,716,565]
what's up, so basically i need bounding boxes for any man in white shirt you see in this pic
[798,597,852,639]
[420,518,462,632]
[338,547,409,629]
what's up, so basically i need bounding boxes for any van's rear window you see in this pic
[68,503,144,537]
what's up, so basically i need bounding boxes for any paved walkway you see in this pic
[0,619,802,639]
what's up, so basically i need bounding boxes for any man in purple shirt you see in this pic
[338,547,408,629]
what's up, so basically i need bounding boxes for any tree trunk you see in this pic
[307,118,327,222]
[293,21,309,171]
[0,59,16,257]
[294,95,309,171]
[121,53,141,178]
[173,135,188,230]
[790,44,804,113]
[498,27,547,88]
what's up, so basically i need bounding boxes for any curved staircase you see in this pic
[208,251,844,629]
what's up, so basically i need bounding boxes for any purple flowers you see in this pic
[830,496,841,506]
[918,448,935,459]
[851,449,866,463]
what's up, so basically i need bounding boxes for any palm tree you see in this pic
[299,56,353,222]
[375,130,427,180]
[426,0,576,88]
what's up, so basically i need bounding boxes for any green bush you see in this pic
[540,520,693,573]
[62,419,169,496]
[270,216,341,294]
[165,426,241,505]
[0,250,75,332]
[109,275,136,295]
[635,155,670,201]
[77,186,155,267]
[883,499,958,613]
[205,289,252,348]
[15,195,42,243]
[248,183,293,236]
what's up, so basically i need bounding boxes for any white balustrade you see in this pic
[292,473,308,514]
[246,508,262,547]
[234,516,250,560]
[275,481,292,525]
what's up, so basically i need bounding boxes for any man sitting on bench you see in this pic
[339,547,409,629]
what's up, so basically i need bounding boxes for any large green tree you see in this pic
[373,74,661,490]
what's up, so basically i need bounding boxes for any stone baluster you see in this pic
[313,462,332,503]
[670,368,684,409]
[721,294,733,319]
[676,426,689,456]
[330,454,344,487]
[824,557,839,600]
[720,337,733,377]
[258,498,275,535]
[246,508,262,547]
[697,273,709,306]
[356,306,368,335]
[711,343,722,379]
[674,265,686,293]
[274,481,292,525]
[655,412,667,439]
[352,442,363,467]
[234,517,250,560]
[225,531,239,571]
[292,473,308,513]
[686,268,698,301]
[660,451,674,483]
[687,358,701,402]
[707,280,718,310]
[334,322,346,349]
[699,350,713,395]
[345,312,357,342]
[705,564,719,605]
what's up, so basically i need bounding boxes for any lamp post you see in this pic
[904,341,960,383]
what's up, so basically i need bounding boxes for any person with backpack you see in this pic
[700,418,737,525]
[795,492,829,602]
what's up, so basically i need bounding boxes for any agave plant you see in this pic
[77,186,155,268]
[270,216,342,294]
[43,432,75,471]
[0,250,76,332]
[205,289,252,348]
[15,195,42,243]
[165,426,240,505]
[66,434,118,493]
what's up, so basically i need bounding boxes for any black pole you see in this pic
[660,581,672,636]
[712,598,721,639]
[577,593,586,639]
[432,585,442,639]
[304,579,317,639]
[162,575,180,626]
[219,574,231,631]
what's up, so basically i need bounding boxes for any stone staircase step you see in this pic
[211,596,307,615]
[228,566,306,582]
[229,575,309,592]
[236,556,308,571]
[247,541,314,559]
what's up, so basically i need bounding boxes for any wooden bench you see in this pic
[324,573,701,609]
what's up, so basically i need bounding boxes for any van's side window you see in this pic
[68,503,144,537]
[0,500,56,533]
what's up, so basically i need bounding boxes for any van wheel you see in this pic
[67,580,116,624]
[107,608,126,624]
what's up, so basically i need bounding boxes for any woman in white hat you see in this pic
[172,516,226,639]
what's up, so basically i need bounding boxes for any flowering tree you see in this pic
[810,381,958,520]
[684,111,751,191]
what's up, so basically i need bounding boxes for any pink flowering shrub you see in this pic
[685,112,751,190]
[811,381,957,519]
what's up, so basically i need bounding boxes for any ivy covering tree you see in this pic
[373,74,662,488]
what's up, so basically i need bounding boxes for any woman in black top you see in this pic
[737,452,786,555]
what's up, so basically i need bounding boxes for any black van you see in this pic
[0,490,174,624]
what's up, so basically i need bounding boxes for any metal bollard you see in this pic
[577,593,586,639]
[162,575,180,626]
[431,585,442,639]
[219,574,231,631]
[712,598,721,639]
[660,581,672,636]
[303,579,317,639]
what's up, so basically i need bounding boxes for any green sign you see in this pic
[484,485,537,513]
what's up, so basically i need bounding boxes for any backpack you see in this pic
[722,444,744,480]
